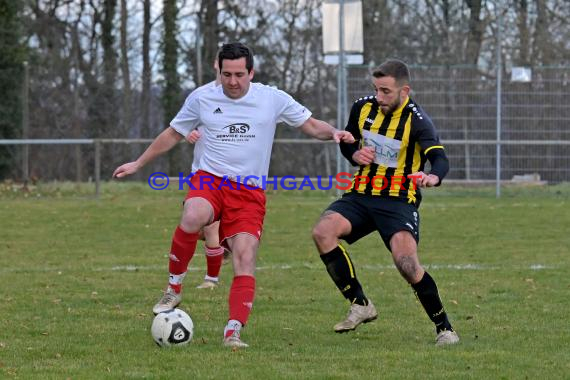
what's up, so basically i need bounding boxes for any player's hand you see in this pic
[352,146,376,165]
[333,130,355,144]
[408,171,440,188]
[186,130,201,144]
[113,161,141,178]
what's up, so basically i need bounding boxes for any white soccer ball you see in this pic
[151,308,194,347]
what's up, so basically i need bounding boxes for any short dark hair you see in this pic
[372,59,410,85]
[218,42,254,73]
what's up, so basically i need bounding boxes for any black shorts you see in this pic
[326,192,420,251]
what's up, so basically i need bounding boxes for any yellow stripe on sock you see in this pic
[338,244,355,278]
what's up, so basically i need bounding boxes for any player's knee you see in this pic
[232,249,256,275]
[389,231,416,252]
[311,222,332,246]
[180,213,206,233]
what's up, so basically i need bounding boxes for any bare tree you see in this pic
[0,0,25,178]
[141,0,151,138]
[465,0,484,64]
[120,0,132,136]
[515,0,531,65]
[198,0,219,85]
[101,0,118,136]
[163,0,181,174]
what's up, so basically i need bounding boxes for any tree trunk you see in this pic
[515,0,530,65]
[0,0,25,178]
[532,0,551,65]
[465,0,483,65]
[200,0,219,84]
[99,0,117,138]
[141,0,151,138]
[120,0,131,137]
[163,0,181,174]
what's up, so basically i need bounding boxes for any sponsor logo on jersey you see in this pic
[213,107,223,114]
[216,123,255,143]
[223,123,250,134]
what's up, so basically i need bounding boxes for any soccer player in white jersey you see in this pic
[113,42,354,348]
[186,59,230,290]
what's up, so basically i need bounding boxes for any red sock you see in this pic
[168,226,199,292]
[205,245,224,278]
[228,275,256,325]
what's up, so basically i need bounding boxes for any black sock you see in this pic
[320,245,368,306]
[412,272,453,333]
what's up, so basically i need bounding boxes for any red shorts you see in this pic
[184,170,266,243]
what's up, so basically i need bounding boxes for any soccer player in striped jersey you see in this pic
[312,59,459,346]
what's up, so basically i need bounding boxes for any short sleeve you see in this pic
[170,92,201,137]
[272,88,312,127]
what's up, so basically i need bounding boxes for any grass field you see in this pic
[1,182,569,379]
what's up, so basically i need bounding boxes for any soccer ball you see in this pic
[151,308,194,347]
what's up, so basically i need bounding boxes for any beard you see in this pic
[379,97,401,115]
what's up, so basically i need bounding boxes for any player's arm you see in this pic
[113,127,183,178]
[407,111,449,187]
[186,129,201,144]
[340,101,366,166]
[410,148,449,187]
[299,117,354,143]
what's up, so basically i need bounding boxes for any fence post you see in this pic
[95,139,101,197]
[22,61,29,182]
[463,118,471,180]
[495,8,503,198]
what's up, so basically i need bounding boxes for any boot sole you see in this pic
[334,314,378,333]
[152,302,180,315]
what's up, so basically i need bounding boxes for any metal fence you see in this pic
[1,65,570,188]
[347,65,570,183]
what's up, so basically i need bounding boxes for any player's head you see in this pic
[372,59,411,115]
[218,42,254,99]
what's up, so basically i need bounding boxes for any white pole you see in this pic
[335,0,346,196]
[339,0,349,175]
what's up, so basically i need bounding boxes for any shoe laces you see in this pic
[161,291,178,304]
[348,303,366,317]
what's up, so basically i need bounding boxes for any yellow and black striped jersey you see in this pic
[340,96,445,206]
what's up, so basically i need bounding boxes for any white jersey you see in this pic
[171,82,312,185]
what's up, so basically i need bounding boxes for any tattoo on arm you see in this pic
[320,210,338,218]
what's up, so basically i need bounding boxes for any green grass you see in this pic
[1,182,569,379]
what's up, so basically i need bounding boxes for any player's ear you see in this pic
[249,69,255,80]
[400,85,410,98]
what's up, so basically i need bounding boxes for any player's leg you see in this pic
[153,196,215,314]
[312,197,378,333]
[222,245,232,265]
[313,210,369,305]
[222,233,259,348]
[196,221,224,289]
[389,231,459,346]
[218,185,266,348]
